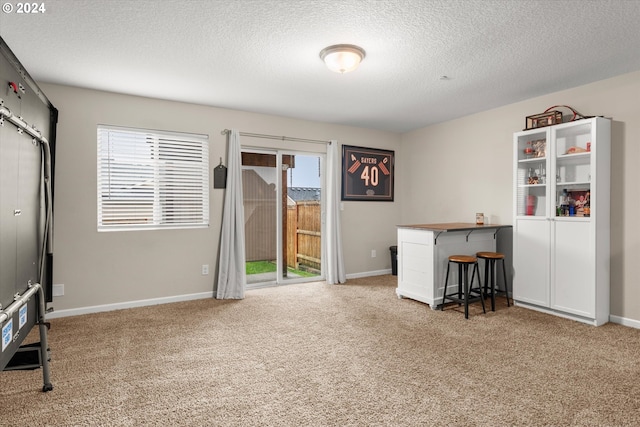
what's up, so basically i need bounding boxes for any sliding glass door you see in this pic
[242,149,324,288]
[242,151,278,285]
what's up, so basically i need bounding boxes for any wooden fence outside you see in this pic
[287,201,321,272]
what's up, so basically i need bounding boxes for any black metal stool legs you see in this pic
[500,258,511,307]
[441,258,485,319]
[480,258,497,311]
[469,262,486,315]
[479,256,511,311]
[458,263,463,304]
[441,261,451,310]
[463,262,470,318]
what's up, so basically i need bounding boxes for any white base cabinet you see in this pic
[513,117,610,326]
[512,218,550,307]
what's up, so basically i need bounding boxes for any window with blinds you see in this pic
[97,125,209,231]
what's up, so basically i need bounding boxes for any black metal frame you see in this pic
[441,259,486,319]
[478,255,512,312]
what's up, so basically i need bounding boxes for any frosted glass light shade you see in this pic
[320,44,366,74]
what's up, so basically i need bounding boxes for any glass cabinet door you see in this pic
[515,129,548,217]
[552,122,592,218]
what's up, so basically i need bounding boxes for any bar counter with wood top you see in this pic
[396,222,512,309]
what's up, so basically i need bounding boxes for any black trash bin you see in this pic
[389,245,398,276]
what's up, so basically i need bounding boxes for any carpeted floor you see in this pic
[1,275,639,426]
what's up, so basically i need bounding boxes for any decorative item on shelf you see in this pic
[583,191,591,217]
[527,168,539,185]
[525,110,562,130]
[475,213,484,225]
[565,146,587,155]
[533,139,546,157]
[558,189,569,216]
[523,139,546,158]
[524,105,593,130]
[538,163,546,184]
[566,190,576,216]
[571,190,590,217]
[526,195,536,216]
[524,141,534,158]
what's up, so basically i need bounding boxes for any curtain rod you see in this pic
[221,129,331,145]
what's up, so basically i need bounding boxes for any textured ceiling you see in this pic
[1,0,639,133]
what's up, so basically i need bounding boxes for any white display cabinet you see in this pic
[513,117,610,326]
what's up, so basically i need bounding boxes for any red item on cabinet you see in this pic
[526,195,536,215]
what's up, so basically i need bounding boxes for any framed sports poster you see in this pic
[342,145,394,201]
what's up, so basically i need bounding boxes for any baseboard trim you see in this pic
[46,270,395,319]
[609,314,640,329]
[46,291,214,319]
[346,269,392,279]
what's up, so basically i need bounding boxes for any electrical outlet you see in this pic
[52,284,64,297]
[371,249,377,258]
[202,264,209,275]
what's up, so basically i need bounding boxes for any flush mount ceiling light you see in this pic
[319,44,366,74]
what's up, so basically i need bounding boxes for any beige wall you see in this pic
[399,70,640,323]
[43,69,639,324]
[42,83,401,312]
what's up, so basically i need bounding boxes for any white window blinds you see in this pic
[97,125,209,231]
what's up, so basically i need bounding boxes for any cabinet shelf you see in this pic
[517,183,546,188]
[557,152,590,160]
[556,181,590,187]
[518,157,547,164]
[553,216,591,222]
[514,215,591,221]
[557,153,590,167]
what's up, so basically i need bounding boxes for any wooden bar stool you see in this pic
[441,255,486,319]
[476,251,511,311]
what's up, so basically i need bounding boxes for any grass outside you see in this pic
[246,260,318,277]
